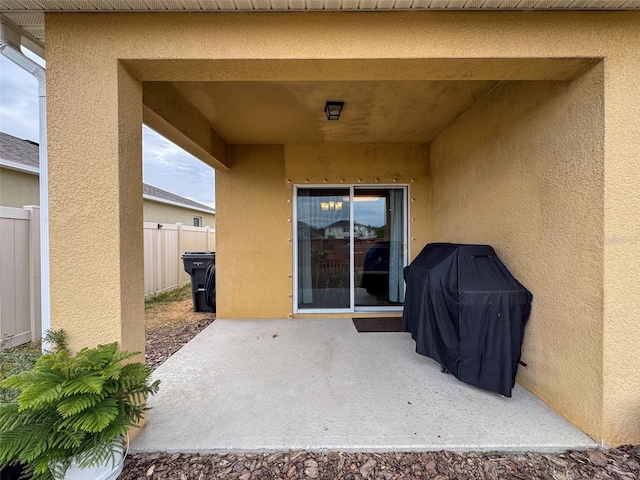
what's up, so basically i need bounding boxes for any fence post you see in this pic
[177,223,184,286]
[205,226,211,251]
[155,225,162,294]
[25,206,41,341]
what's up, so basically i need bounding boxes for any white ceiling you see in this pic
[2,0,639,48]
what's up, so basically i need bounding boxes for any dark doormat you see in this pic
[353,317,403,333]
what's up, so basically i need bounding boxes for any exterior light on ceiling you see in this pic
[324,101,344,121]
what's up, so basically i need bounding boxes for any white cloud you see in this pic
[143,126,215,209]
[0,55,39,142]
[354,199,386,227]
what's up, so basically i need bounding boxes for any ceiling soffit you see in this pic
[170,80,501,144]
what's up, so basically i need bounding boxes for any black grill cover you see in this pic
[402,243,532,397]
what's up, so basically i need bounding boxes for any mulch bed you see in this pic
[121,447,640,479]
[135,294,640,479]
[144,290,215,372]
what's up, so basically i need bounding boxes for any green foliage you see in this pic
[0,342,160,480]
[0,330,67,403]
[145,284,191,308]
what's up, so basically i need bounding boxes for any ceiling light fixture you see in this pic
[320,201,343,211]
[324,101,344,121]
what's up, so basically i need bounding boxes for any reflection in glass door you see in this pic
[354,189,405,307]
[296,188,351,310]
[295,186,406,312]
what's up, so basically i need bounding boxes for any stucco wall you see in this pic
[430,68,605,440]
[142,199,215,227]
[0,168,39,207]
[45,11,640,444]
[285,143,430,263]
[216,143,430,319]
[47,57,145,358]
[216,145,291,318]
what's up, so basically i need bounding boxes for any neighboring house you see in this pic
[0,132,39,207]
[324,221,376,240]
[143,184,215,227]
[1,4,639,446]
[323,220,350,240]
[0,132,214,227]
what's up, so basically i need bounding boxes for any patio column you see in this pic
[47,57,144,356]
[602,54,640,445]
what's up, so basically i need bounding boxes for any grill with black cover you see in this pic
[402,243,533,397]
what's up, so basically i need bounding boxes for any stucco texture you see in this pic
[45,11,640,444]
[46,57,145,358]
[284,143,430,264]
[216,143,429,319]
[0,168,39,208]
[430,68,604,441]
[216,145,291,318]
[142,200,215,227]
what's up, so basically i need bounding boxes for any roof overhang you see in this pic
[0,158,39,175]
[143,194,215,215]
[2,0,639,54]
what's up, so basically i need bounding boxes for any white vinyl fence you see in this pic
[0,206,41,348]
[143,222,216,297]
[1,214,214,348]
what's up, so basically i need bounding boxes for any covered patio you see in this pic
[131,319,596,453]
[0,6,636,447]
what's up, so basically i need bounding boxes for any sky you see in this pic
[0,50,216,209]
[1,49,391,224]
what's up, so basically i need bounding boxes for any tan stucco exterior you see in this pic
[430,69,605,440]
[284,143,431,264]
[142,200,215,227]
[45,11,640,445]
[0,167,39,208]
[216,145,291,318]
[217,143,430,318]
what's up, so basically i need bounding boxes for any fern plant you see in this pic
[0,330,67,403]
[0,343,160,480]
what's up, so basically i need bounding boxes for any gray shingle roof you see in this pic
[0,131,39,168]
[142,184,214,213]
[0,131,214,214]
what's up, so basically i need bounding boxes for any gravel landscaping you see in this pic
[128,287,640,479]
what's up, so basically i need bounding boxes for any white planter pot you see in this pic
[62,450,124,480]
[51,436,127,480]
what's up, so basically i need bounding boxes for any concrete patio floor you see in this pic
[132,318,598,454]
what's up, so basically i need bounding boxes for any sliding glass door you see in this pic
[353,189,405,307]
[296,188,351,310]
[295,186,406,313]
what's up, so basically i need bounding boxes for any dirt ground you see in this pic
[126,288,640,479]
[144,285,215,371]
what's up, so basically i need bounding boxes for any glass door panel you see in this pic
[354,188,405,307]
[297,188,351,310]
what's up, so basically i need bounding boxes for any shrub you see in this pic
[0,330,67,403]
[0,342,159,480]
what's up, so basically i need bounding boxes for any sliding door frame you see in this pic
[293,184,409,315]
